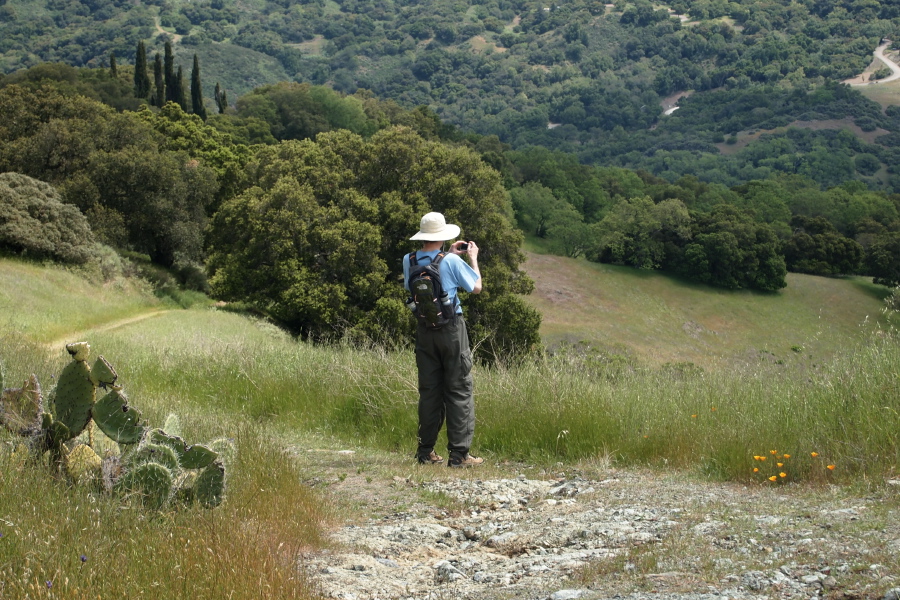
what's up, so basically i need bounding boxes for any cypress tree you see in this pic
[153,53,164,107]
[190,54,207,120]
[133,42,151,98]
[214,82,228,114]
[164,41,176,104]
[110,52,118,78]
[174,65,187,111]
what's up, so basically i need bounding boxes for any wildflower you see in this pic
[782,454,790,459]
[46,581,52,589]
[770,450,777,455]
[753,468,759,473]
[759,456,767,461]
[768,476,777,482]
[811,452,819,457]
[779,472,787,478]
[691,414,697,418]
[81,554,88,563]
[827,465,835,470]
[777,462,783,467]
[711,407,717,411]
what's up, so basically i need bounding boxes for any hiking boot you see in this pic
[448,454,484,468]
[417,450,444,464]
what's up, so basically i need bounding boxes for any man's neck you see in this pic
[421,241,443,252]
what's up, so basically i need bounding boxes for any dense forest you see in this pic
[5,0,900,191]
[2,63,900,301]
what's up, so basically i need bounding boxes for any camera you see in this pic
[458,242,469,251]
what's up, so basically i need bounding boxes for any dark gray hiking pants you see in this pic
[415,316,475,459]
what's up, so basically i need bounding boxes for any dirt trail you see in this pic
[43,310,171,354]
[153,17,183,44]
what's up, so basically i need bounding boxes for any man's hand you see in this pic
[454,241,482,293]
[451,240,478,260]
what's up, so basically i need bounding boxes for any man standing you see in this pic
[403,212,484,468]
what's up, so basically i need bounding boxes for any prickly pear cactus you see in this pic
[90,356,118,388]
[53,343,96,440]
[195,460,226,508]
[3,346,229,510]
[135,443,180,471]
[64,443,102,483]
[93,389,145,444]
[162,414,181,437]
[66,341,90,362]
[116,462,173,510]
[149,429,218,470]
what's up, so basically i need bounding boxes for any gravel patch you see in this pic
[300,458,900,600]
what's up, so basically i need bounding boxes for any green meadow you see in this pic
[1,254,899,598]
[523,251,892,368]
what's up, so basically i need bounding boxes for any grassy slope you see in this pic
[521,251,891,368]
[1,256,898,599]
[0,258,161,344]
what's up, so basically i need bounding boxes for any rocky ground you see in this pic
[295,447,900,600]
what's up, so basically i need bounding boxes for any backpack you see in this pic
[408,251,457,329]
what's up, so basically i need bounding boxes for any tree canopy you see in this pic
[207,126,540,360]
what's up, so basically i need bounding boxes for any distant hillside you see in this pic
[521,250,891,368]
[5,0,900,190]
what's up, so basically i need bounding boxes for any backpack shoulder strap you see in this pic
[408,251,419,266]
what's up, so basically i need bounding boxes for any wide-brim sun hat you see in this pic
[410,212,461,241]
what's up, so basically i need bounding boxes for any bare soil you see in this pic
[296,442,900,600]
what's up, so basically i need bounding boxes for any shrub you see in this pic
[0,172,96,264]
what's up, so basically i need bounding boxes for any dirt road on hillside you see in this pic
[845,40,900,86]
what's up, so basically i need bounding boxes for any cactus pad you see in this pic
[93,389,145,445]
[136,443,180,471]
[0,374,43,436]
[65,342,91,362]
[195,461,226,508]
[173,470,199,504]
[149,429,218,469]
[44,415,71,452]
[64,443,101,483]
[179,445,217,469]
[162,414,182,437]
[208,438,237,467]
[90,356,118,388]
[54,360,95,440]
[117,462,173,510]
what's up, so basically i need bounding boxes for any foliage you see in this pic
[674,205,787,291]
[0,172,97,264]
[207,126,539,360]
[4,0,900,194]
[0,85,253,266]
[866,231,900,287]
[783,215,864,276]
[593,196,692,270]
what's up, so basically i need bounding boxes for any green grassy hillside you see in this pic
[0,258,161,344]
[522,251,891,368]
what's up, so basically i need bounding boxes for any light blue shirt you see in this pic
[402,250,480,315]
